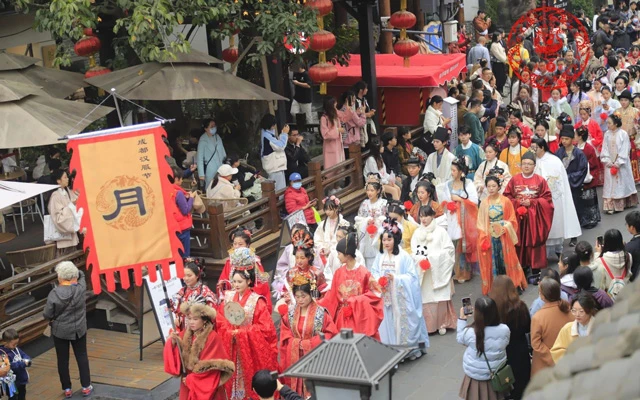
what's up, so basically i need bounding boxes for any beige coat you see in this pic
[530,301,575,376]
[206,177,240,200]
[47,188,79,249]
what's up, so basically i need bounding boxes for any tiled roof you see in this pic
[524,279,640,400]
[282,329,409,386]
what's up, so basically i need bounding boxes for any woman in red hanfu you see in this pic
[216,248,278,400]
[171,259,218,331]
[318,233,383,340]
[216,227,271,311]
[279,273,338,397]
[574,103,604,155]
[164,302,234,400]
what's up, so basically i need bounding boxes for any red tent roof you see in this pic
[330,53,467,88]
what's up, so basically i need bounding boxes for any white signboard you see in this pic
[142,264,183,343]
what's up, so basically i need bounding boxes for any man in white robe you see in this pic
[423,127,456,185]
[531,139,582,258]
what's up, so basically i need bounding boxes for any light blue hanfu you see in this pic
[197,130,227,190]
[371,248,429,359]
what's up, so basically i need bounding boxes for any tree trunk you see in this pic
[379,0,393,54]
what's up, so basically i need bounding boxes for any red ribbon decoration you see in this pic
[446,201,459,213]
[600,112,609,121]
[378,276,389,288]
[611,166,619,176]
[516,206,528,216]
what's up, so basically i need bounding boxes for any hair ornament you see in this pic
[291,229,314,250]
[366,173,382,184]
[322,195,341,205]
[230,247,255,270]
[381,217,400,235]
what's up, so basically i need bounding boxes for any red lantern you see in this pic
[83,27,94,37]
[394,39,419,67]
[309,62,338,84]
[516,206,528,216]
[222,47,239,63]
[390,10,416,30]
[84,66,111,79]
[306,0,333,17]
[310,30,336,52]
[74,35,101,57]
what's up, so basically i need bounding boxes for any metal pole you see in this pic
[110,89,125,127]
[358,1,379,128]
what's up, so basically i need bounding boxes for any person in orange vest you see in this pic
[170,166,194,257]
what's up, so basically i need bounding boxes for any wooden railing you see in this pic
[190,143,367,279]
[0,250,98,344]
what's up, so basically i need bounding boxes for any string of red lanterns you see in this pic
[221,22,241,64]
[306,0,337,94]
[391,0,419,67]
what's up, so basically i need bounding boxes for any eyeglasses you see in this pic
[571,308,586,316]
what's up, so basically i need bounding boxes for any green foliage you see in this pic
[571,0,594,19]
[9,0,320,67]
[484,0,501,22]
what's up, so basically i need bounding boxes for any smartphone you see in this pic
[462,297,473,316]
[597,236,604,246]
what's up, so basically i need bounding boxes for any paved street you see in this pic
[390,201,632,400]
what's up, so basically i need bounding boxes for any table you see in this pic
[0,169,26,181]
[0,232,17,244]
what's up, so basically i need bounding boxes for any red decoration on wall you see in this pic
[222,47,239,63]
[310,30,336,52]
[84,66,112,80]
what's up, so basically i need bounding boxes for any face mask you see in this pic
[209,127,217,135]
[292,182,302,189]
[476,106,486,117]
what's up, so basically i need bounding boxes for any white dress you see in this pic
[411,221,455,304]
[423,149,456,185]
[440,179,478,241]
[313,214,349,256]
[354,198,388,268]
[473,158,512,201]
[601,128,638,200]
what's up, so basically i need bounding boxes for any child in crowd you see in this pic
[0,329,30,400]
[314,195,348,262]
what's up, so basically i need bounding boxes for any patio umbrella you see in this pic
[0,181,59,210]
[85,50,287,101]
[0,52,88,98]
[0,80,114,148]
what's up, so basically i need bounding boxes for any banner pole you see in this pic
[111,88,125,127]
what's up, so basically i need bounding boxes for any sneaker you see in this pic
[569,238,577,247]
[82,385,94,397]
[64,389,73,398]
[438,327,447,336]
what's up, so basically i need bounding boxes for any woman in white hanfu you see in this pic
[411,205,456,336]
[600,114,639,213]
[354,175,388,269]
[371,219,429,361]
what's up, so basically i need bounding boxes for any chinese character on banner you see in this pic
[67,122,184,294]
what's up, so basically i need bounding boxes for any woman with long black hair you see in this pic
[441,158,479,283]
[457,296,510,400]
[593,228,632,299]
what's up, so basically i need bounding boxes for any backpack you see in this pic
[601,257,628,300]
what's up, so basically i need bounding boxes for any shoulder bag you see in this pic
[191,190,206,214]
[43,287,76,337]
[482,352,515,393]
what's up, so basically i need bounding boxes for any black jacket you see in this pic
[400,175,419,203]
[232,164,257,192]
[43,270,88,341]
[625,235,640,282]
[279,385,303,400]
[593,29,613,58]
[285,142,310,180]
[382,147,401,176]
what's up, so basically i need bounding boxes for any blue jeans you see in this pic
[177,229,191,257]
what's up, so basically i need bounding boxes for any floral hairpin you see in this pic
[381,218,400,234]
[292,229,314,250]
[322,195,341,205]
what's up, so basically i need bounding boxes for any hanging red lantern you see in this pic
[305,0,333,17]
[390,10,416,30]
[310,30,336,52]
[394,39,419,67]
[309,62,338,85]
[83,27,94,37]
[222,47,239,63]
[74,35,101,58]
[84,66,111,79]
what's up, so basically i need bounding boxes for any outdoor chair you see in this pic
[0,207,19,235]
[6,243,57,288]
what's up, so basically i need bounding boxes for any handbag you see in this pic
[482,352,515,393]
[192,191,206,214]
[43,215,73,243]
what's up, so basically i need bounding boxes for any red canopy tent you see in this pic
[327,53,467,126]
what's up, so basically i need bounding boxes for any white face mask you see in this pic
[209,127,217,135]
[476,105,486,117]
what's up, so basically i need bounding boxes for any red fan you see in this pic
[378,276,389,288]
[610,166,619,176]
[481,238,491,252]
[517,206,528,216]
[404,200,414,211]
[419,259,431,270]
[600,112,609,121]
[277,303,289,316]
[342,305,353,318]
[446,201,459,213]
[366,224,378,235]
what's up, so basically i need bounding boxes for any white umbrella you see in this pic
[0,180,58,210]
